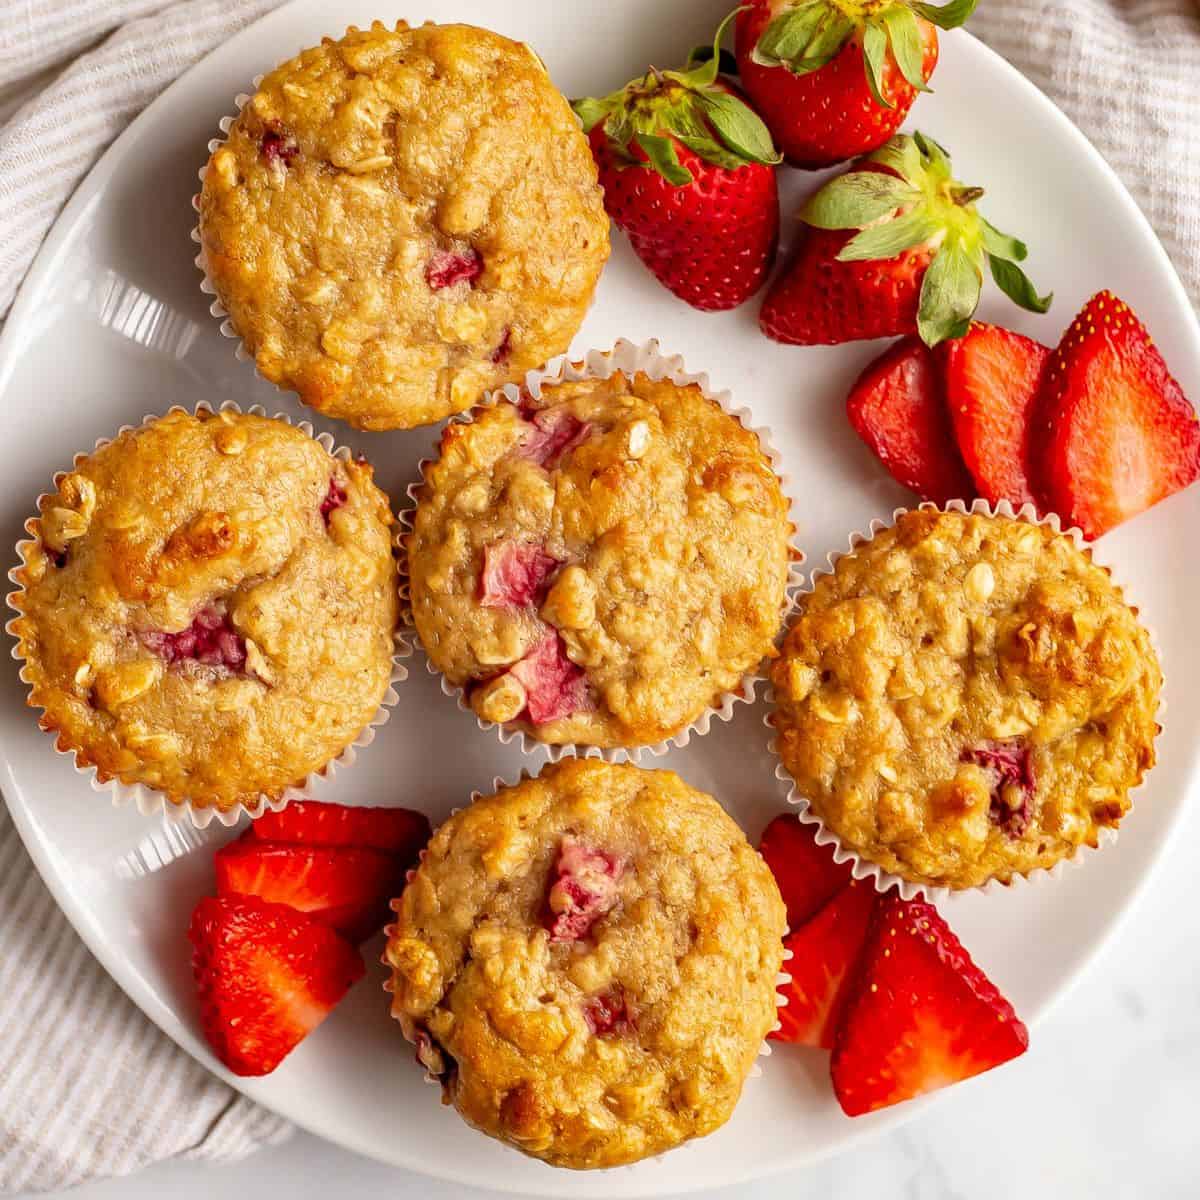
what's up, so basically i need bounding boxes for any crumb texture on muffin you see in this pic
[771,509,1161,889]
[10,410,398,812]
[386,760,786,1169]
[406,370,794,747]
[198,21,609,431]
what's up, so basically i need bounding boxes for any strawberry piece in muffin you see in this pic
[547,836,623,942]
[961,740,1036,838]
[479,539,560,608]
[583,986,636,1035]
[140,603,247,674]
[426,248,483,290]
[509,631,591,725]
[518,407,593,468]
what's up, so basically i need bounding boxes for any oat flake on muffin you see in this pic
[198,21,610,432]
[770,508,1161,890]
[386,759,786,1169]
[405,367,795,749]
[9,409,398,815]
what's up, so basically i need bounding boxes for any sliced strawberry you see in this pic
[758,814,855,930]
[189,895,364,1076]
[517,407,593,469]
[479,538,560,608]
[772,879,877,1049]
[846,335,974,504]
[250,801,431,860]
[1037,291,1200,538]
[215,838,405,943]
[832,894,1028,1116]
[546,837,623,942]
[943,323,1050,508]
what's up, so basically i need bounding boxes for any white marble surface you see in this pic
[17,790,1200,1200]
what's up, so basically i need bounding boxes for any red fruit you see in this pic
[758,814,854,930]
[1037,291,1200,538]
[735,2,940,168]
[574,14,780,311]
[763,225,932,346]
[426,248,482,290]
[517,407,593,468]
[479,539,560,608]
[762,132,1050,348]
[546,837,623,943]
[189,895,364,1077]
[832,894,1028,1116]
[319,476,347,523]
[943,323,1050,508]
[846,335,974,504]
[250,801,431,860]
[508,629,591,725]
[772,879,877,1049]
[215,838,405,943]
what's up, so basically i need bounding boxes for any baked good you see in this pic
[770,508,1161,889]
[10,409,398,815]
[198,21,609,431]
[385,759,785,1168]
[406,367,793,748]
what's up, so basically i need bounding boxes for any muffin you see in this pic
[406,365,794,749]
[198,21,610,432]
[385,759,785,1169]
[10,409,399,815]
[770,507,1161,890]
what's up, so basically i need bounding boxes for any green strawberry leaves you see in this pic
[571,9,779,186]
[751,0,978,109]
[801,131,1051,345]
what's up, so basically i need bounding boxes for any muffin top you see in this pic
[406,369,794,748]
[771,509,1161,889]
[198,21,609,432]
[386,759,785,1169]
[10,409,398,813]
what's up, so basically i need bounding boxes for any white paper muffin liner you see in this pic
[397,338,806,764]
[6,400,410,831]
[192,78,265,373]
[763,497,1165,904]
[382,763,788,1107]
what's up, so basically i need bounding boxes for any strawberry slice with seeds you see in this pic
[831,894,1028,1116]
[846,335,974,505]
[189,895,364,1076]
[215,838,406,943]
[758,814,855,930]
[942,323,1050,508]
[1037,291,1200,538]
[509,630,591,724]
[249,801,430,859]
[772,879,877,1049]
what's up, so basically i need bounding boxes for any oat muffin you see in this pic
[10,409,398,814]
[770,508,1161,889]
[198,21,610,432]
[406,368,794,748]
[386,759,785,1168]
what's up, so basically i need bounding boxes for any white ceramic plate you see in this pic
[2,0,1198,1194]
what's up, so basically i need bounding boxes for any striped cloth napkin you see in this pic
[0,0,1197,1192]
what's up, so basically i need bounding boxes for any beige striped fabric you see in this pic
[0,0,1197,1193]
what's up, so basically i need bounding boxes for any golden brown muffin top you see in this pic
[771,509,1161,889]
[198,21,609,431]
[406,369,795,749]
[386,759,785,1169]
[10,410,398,813]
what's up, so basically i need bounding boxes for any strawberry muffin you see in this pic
[385,759,786,1168]
[406,367,794,749]
[10,409,398,816]
[770,508,1161,890]
[198,21,609,432]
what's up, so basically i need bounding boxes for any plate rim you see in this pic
[1,1,1197,1193]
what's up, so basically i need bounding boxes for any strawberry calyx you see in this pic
[751,0,978,107]
[802,131,1052,345]
[572,10,780,186]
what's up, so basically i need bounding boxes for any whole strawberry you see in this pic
[761,131,1052,347]
[573,14,781,311]
[735,0,977,168]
